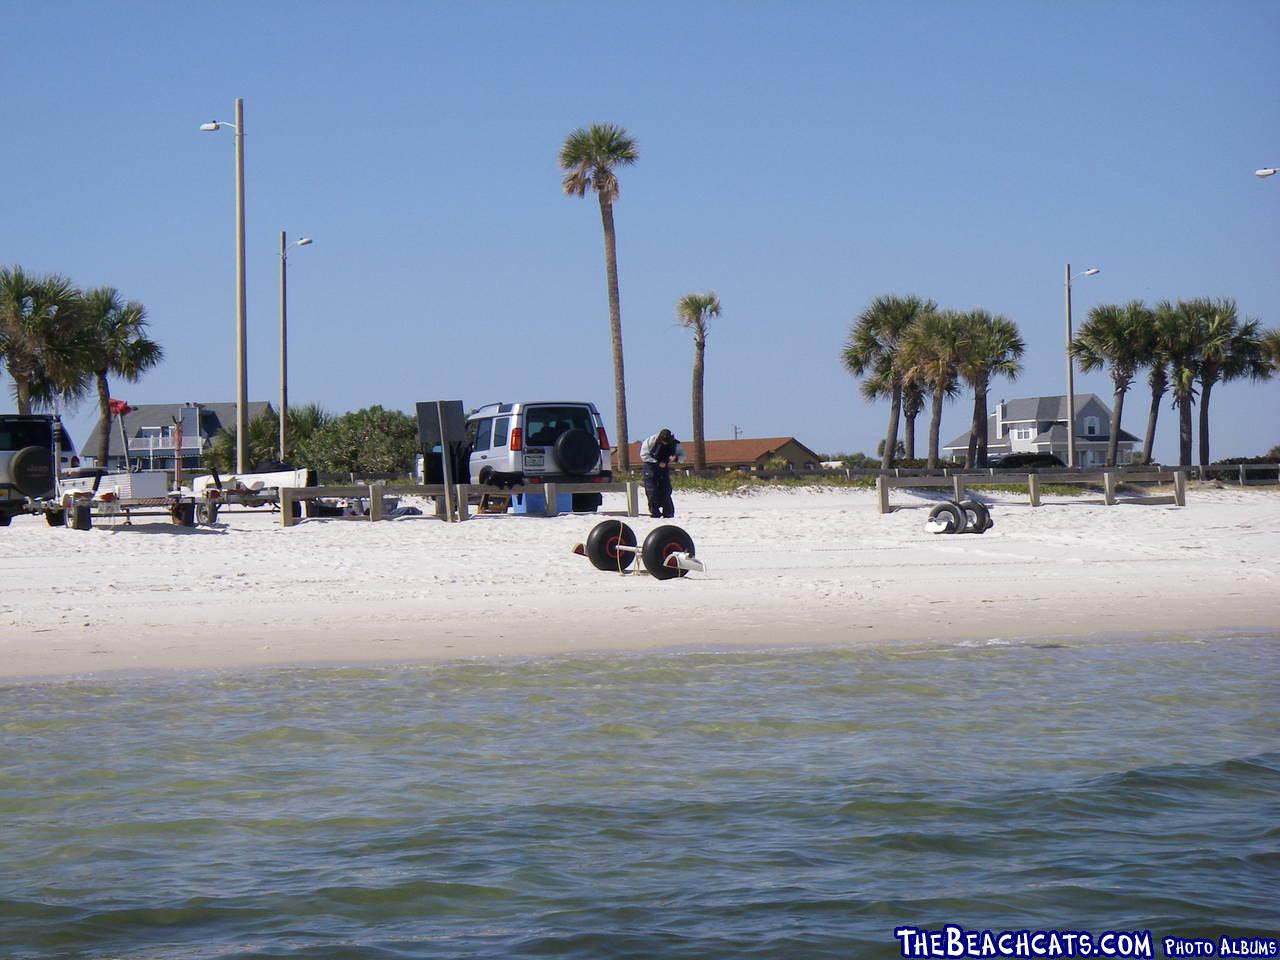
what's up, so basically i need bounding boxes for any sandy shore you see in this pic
[2,484,1276,679]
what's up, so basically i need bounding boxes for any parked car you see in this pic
[465,401,612,511]
[988,452,1066,470]
[0,414,58,526]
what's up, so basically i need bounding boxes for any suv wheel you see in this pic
[0,511,11,527]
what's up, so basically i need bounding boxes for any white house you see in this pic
[943,394,1140,466]
[81,401,273,472]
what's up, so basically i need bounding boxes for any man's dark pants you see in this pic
[642,464,675,518]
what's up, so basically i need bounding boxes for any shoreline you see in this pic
[3,486,1277,682]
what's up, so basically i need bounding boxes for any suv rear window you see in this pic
[0,421,53,451]
[524,406,592,446]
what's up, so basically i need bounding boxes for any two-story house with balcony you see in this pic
[942,394,1139,466]
[81,401,273,472]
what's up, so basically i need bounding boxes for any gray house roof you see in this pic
[82,401,273,459]
[943,394,1137,451]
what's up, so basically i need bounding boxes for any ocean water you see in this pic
[1,634,1277,959]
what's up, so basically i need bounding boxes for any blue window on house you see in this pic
[1086,416,1099,436]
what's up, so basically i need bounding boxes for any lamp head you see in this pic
[199,122,220,132]
[1083,267,1100,277]
[1256,168,1278,178]
[296,238,313,247]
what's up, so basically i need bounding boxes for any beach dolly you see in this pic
[926,499,992,535]
[573,520,705,580]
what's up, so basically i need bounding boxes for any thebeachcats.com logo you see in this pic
[893,925,1280,959]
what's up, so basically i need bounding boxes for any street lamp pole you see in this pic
[278,233,312,462]
[200,100,250,473]
[233,98,247,475]
[1064,263,1100,468]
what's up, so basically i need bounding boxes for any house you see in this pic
[616,436,823,472]
[942,394,1139,467]
[81,401,273,472]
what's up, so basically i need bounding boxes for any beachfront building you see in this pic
[81,401,273,472]
[942,394,1140,467]
[617,436,823,472]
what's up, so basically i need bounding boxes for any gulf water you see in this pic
[2,634,1277,959]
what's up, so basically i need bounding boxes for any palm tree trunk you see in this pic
[95,371,112,467]
[598,194,630,471]
[880,380,902,469]
[927,384,945,469]
[1177,395,1193,466]
[902,396,918,462]
[1197,378,1214,467]
[1142,371,1165,465]
[14,377,32,415]
[1107,380,1125,467]
[692,334,706,470]
[968,380,990,468]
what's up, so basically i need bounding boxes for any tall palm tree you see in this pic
[1072,300,1149,466]
[675,292,721,471]
[1167,299,1208,467]
[1137,300,1178,464]
[80,287,163,467]
[842,295,936,468]
[901,309,967,469]
[0,266,87,413]
[1197,307,1269,465]
[957,309,1024,468]
[559,123,639,471]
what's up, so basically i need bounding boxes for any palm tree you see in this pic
[901,377,925,461]
[0,266,87,413]
[957,309,1024,468]
[1072,300,1149,466]
[80,287,163,468]
[675,292,721,470]
[1135,300,1178,464]
[1262,328,1280,373]
[1197,306,1269,465]
[901,309,967,469]
[559,123,639,471]
[1166,299,1208,467]
[842,295,936,468]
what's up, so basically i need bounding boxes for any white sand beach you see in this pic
[2,484,1276,680]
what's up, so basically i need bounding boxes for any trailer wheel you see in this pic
[585,520,637,571]
[0,511,11,527]
[46,509,67,527]
[957,499,992,534]
[642,525,696,580]
[71,503,92,530]
[927,501,964,534]
[170,502,196,527]
[198,502,219,525]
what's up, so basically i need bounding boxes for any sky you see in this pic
[3,0,1278,462]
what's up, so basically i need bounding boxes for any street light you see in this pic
[279,233,313,462]
[1255,168,1277,178]
[200,99,249,474]
[1064,263,1100,468]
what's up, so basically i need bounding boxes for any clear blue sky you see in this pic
[4,1,1278,461]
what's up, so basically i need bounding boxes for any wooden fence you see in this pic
[874,469,1187,514]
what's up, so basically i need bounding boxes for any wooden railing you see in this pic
[874,469,1187,514]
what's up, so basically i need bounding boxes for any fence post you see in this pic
[1028,474,1041,507]
[455,484,470,521]
[280,487,295,527]
[876,475,890,514]
[953,475,966,501]
[1103,471,1117,506]
[1173,471,1187,507]
[368,484,383,521]
[543,483,558,517]
[626,481,639,517]
[1239,464,1247,486]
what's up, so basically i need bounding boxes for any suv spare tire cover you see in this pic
[10,446,54,497]
[554,428,599,475]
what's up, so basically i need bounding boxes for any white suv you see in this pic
[0,414,58,526]
[466,401,612,488]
